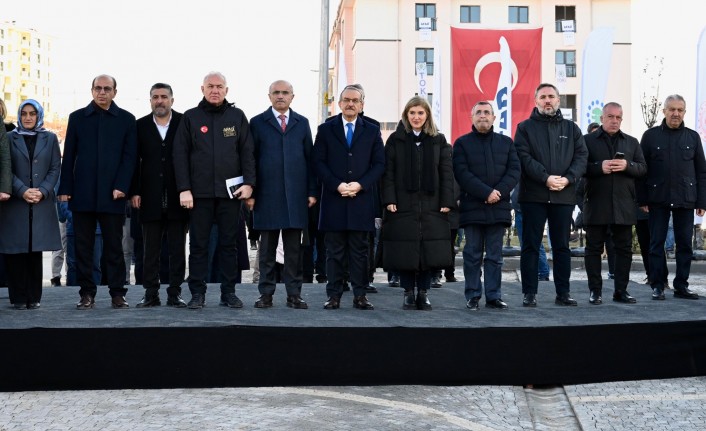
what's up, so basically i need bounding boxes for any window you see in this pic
[36,54,41,63]
[415,3,437,30]
[37,70,41,79]
[509,6,529,23]
[37,38,41,48]
[555,6,576,32]
[460,5,480,23]
[555,50,576,77]
[416,48,434,75]
[560,94,577,120]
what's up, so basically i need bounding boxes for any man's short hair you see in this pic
[203,71,227,86]
[534,83,559,98]
[587,122,600,133]
[150,83,173,97]
[472,101,494,115]
[664,94,686,106]
[268,80,293,94]
[340,84,365,101]
[92,74,117,90]
[602,102,622,113]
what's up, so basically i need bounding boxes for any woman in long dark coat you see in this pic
[0,99,61,309]
[381,96,455,310]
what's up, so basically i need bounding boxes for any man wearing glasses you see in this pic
[58,74,137,309]
[312,84,385,310]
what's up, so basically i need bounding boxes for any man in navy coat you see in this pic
[312,85,385,310]
[247,80,318,309]
[58,74,137,309]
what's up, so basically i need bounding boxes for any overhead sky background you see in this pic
[3,0,704,134]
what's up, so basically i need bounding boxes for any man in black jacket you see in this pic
[173,72,256,309]
[515,83,587,307]
[582,102,646,305]
[131,83,189,308]
[638,94,706,301]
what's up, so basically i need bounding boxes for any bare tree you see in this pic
[640,56,664,129]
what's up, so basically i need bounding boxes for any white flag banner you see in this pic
[493,36,512,137]
[336,42,348,113]
[432,38,442,131]
[416,62,428,98]
[580,27,615,132]
[696,25,706,145]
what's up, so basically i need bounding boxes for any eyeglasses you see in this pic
[271,90,291,96]
[341,98,361,104]
[93,86,114,93]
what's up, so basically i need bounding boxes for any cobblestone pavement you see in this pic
[1,378,705,430]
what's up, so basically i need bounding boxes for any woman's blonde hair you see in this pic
[0,99,7,120]
[400,96,438,136]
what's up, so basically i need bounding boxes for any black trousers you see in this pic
[325,230,369,298]
[584,224,633,293]
[142,216,188,296]
[73,211,126,297]
[258,229,303,296]
[4,252,43,305]
[636,218,667,283]
[648,206,693,290]
[187,198,241,294]
[520,203,574,295]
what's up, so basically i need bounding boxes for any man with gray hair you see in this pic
[582,102,646,305]
[173,71,256,309]
[638,94,706,301]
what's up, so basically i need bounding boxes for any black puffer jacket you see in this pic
[637,119,706,209]
[583,127,646,225]
[173,98,255,198]
[514,107,587,205]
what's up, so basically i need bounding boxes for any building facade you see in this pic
[0,21,54,122]
[328,0,632,139]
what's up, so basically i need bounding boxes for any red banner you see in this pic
[451,28,543,143]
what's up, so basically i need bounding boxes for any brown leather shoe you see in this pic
[76,294,95,309]
[323,296,340,309]
[286,295,308,309]
[111,296,129,309]
[254,294,273,308]
[353,295,374,310]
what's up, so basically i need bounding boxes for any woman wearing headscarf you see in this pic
[381,96,455,310]
[0,99,61,309]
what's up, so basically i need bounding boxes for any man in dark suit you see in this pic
[312,84,385,310]
[58,74,137,309]
[130,83,189,308]
[246,80,317,309]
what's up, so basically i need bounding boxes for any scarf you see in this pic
[16,99,46,136]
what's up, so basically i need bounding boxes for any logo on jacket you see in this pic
[223,126,236,138]
[200,126,208,134]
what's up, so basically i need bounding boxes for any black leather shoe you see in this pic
[486,298,509,309]
[674,287,699,300]
[403,290,416,310]
[187,293,206,309]
[416,290,432,310]
[316,274,328,283]
[613,290,637,303]
[555,294,577,306]
[287,295,308,309]
[323,296,340,309]
[220,293,243,308]
[589,289,602,305]
[50,276,61,287]
[522,293,537,307]
[13,303,27,310]
[466,297,480,310]
[366,283,378,293]
[76,294,95,309]
[353,295,374,310]
[27,302,40,310]
[445,275,458,282]
[538,276,550,282]
[255,294,273,308]
[111,296,129,309]
[430,276,442,288]
[302,276,314,283]
[166,295,187,308]
[389,275,401,287]
[136,295,161,308]
[652,287,665,300]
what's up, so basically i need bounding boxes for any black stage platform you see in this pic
[1,280,705,391]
